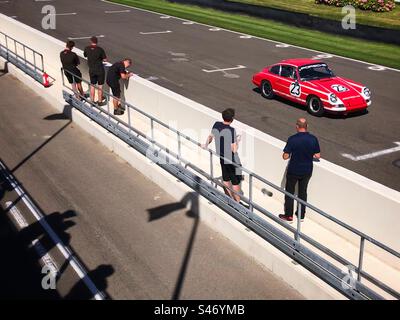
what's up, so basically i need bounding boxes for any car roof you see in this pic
[277,59,324,67]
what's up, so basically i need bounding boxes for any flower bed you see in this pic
[315,0,396,12]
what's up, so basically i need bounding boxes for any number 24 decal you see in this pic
[290,82,301,97]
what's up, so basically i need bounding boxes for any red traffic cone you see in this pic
[42,72,50,87]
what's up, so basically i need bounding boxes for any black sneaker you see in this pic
[114,108,124,115]
[295,213,305,222]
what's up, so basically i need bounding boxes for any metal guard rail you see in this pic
[61,68,400,300]
[0,31,55,87]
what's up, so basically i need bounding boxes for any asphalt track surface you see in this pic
[1,0,399,192]
[0,71,303,299]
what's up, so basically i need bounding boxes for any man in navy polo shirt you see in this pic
[279,118,321,223]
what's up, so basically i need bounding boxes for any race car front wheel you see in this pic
[260,80,274,99]
[307,96,324,117]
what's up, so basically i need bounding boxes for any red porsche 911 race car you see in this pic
[252,59,372,116]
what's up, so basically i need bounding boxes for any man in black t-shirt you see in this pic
[106,58,133,115]
[203,108,242,203]
[60,40,84,98]
[279,118,321,224]
[84,36,107,105]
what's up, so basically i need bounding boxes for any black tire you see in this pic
[307,95,324,117]
[260,80,274,99]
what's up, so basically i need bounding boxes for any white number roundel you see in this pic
[331,84,349,93]
[290,82,301,97]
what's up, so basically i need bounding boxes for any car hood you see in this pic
[306,77,363,99]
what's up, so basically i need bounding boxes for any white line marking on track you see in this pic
[209,27,221,31]
[276,43,290,48]
[139,30,172,35]
[239,35,252,39]
[182,21,194,25]
[368,65,388,71]
[0,161,105,300]
[68,35,105,40]
[5,201,59,275]
[160,15,170,19]
[49,13,77,16]
[105,10,130,13]
[202,65,246,73]
[342,142,400,161]
[99,0,400,73]
[312,54,333,59]
[6,201,29,228]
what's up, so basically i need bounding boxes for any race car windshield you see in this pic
[299,64,334,81]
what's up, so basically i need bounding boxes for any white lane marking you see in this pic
[276,43,290,48]
[0,161,105,300]
[68,35,105,40]
[99,0,400,73]
[202,65,246,73]
[342,142,400,161]
[145,76,159,81]
[139,30,172,35]
[209,27,221,31]
[182,21,194,25]
[105,10,130,13]
[313,54,333,59]
[239,35,252,39]
[49,13,77,16]
[160,15,170,19]
[368,65,387,71]
[6,201,29,228]
[32,239,59,275]
[5,201,59,276]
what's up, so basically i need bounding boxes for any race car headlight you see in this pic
[363,87,371,98]
[329,93,338,104]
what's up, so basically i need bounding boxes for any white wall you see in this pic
[1,14,399,262]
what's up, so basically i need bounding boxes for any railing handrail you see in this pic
[0,31,44,72]
[61,68,400,299]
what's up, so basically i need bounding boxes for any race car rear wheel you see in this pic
[307,96,324,117]
[260,80,274,99]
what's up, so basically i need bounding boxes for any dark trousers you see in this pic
[284,173,311,218]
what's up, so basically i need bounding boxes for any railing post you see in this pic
[209,150,214,187]
[23,46,27,68]
[150,118,154,147]
[295,201,302,242]
[358,237,365,282]
[177,132,182,164]
[249,174,254,213]
[127,105,131,134]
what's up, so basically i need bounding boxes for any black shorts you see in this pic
[221,163,242,186]
[90,70,105,85]
[107,81,121,98]
[64,69,82,84]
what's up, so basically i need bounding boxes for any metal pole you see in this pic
[23,46,27,68]
[106,95,110,122]
[127,105,131,134]
[177,132,182,164]
[209,151,214,187]
[295,201,301,242]
[33,52,37,73]
[151,118,154,147]
[357,237,365,282]
[249,174,254,213]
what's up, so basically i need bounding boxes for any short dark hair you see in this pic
[66,40,75,50]
[124,58,132,64]
[90,36,98,44]
[222,108,235,122]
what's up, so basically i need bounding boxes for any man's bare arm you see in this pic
[282,152,290,160]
